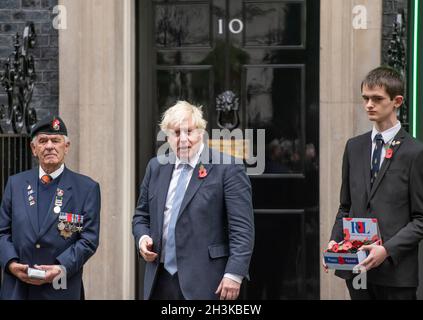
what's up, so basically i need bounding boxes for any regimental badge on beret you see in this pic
[52,118,61,131]
[30,115,68,138]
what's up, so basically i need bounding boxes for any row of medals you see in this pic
[54,189,82,239]
[58,220,82,239]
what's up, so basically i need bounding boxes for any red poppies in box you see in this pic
[326,237,380,254]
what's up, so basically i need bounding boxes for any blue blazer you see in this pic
[132,148,255,299]
[0,167,101,300]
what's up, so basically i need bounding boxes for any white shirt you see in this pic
[370,121,401,169]
[39,164,65,180]
[139,144,243,284]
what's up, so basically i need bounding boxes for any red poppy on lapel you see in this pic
[385,148,393,159]
[198,164,208,179]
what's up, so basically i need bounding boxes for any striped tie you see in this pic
[370,133,384,187]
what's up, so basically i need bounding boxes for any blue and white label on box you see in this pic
[343,218,380,241]
[324,251,368,271]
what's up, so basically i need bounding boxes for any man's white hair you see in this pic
[160,101,207,132]
[31,135,70,144]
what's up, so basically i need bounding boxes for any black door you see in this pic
[136,0,320,299]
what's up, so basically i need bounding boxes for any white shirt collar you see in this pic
[371,121,401,145]
[39,164,65,180]
[175,143,205,169]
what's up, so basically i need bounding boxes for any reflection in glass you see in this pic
[155,4,210,48]
[247,68,273,126]
[246,67,304,173]
[157,68,211,116]
[245,2,303,47]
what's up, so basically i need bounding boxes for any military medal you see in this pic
[60,229,73,239]
[53,189,64,215]
[58,221,66,231]
[58,212,84,239]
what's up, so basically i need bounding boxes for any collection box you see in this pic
[324,218,381,271]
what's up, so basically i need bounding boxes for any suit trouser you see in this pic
[346,279,416,300]
[151,264,185,300]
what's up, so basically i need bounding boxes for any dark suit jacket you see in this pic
[330,128,423,287]
[0,167,101,300]
[132,148,255,299]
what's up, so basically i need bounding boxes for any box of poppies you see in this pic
[324,218,381,271]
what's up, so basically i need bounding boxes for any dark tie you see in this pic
[370,133,384,186]
[41,174,52,185]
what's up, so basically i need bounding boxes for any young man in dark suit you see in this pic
[325,67,423,299]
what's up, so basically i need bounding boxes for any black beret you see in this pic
[30,115,68,139]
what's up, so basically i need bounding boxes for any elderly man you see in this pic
[132,101,255,300]
[0,116,101,300]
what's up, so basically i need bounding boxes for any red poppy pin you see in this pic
[385,148,393,159]
[198,164,208,179]
[52,119,60,131]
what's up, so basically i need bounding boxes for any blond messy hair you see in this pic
[159,101,207,132]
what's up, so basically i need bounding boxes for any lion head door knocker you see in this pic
[216,91,240,130]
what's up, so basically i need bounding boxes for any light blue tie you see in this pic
[164,164,191,275]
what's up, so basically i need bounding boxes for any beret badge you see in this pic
[52,119,61,131]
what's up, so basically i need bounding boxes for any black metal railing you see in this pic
[0,135,32,200]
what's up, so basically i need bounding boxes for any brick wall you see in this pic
[0,0,59,129]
